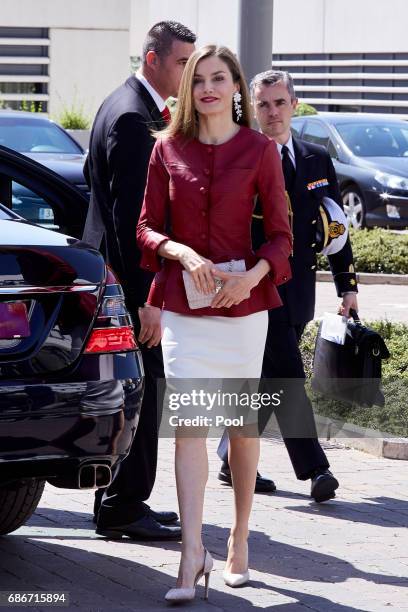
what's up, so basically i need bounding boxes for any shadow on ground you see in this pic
[0,502,405,611]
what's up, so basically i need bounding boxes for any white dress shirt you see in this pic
[135,71,166,112]
[276,134,296,169]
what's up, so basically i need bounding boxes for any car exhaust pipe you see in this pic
[49,464,112,489]
[77,464,112,489]
[95,464,112,488]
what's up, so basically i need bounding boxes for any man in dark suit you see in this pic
[83,21,196,539]
[217,70,358,502]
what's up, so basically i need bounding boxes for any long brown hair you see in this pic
[157,45,251,140]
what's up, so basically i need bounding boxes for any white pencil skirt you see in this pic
[161,310,268,379]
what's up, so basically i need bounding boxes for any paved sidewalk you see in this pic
[1,437,407,611]
[315,282,408,323]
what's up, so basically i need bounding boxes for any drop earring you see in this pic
[233,91,242,121]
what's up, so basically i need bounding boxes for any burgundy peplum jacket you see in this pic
[136,126,293,317]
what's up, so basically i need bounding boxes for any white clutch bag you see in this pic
[182,259,246,310]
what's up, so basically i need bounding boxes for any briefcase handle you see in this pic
[349,308,361,324]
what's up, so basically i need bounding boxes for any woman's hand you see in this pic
[179,246,215,294]
[210,269,256,309]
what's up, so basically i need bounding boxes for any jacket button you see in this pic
[201,210,207,216]
[204,168,210,175]
[201,233,206,239]
[312,219,317,224]
[311,265,316,270]
[311,243,316,247]
[199,187,207,194]
[207,147,213,154]
[282,275,288,281]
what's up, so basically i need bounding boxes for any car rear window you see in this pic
[0,203,19,220]
[335,122,408,157]
[291,118,306,137]
[0,117,82,154]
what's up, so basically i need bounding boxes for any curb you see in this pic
[334,437,408,460]
[316,415,408,460]
[316,271,408,285]
[264,415,408,460]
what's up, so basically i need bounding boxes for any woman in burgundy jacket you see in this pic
[137,45,292,603]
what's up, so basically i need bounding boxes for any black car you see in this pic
[0,110,88,228]
[291,113,408,229]
[0,146,143,536]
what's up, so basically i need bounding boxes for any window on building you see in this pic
[0,27,49,113]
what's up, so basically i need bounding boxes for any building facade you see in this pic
[1,0,407,120]
[0,0,132,119]
[130,0,408,117]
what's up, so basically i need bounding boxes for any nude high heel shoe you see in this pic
[223,536,250,588]
[165,548,214,603]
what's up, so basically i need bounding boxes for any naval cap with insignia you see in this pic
[316,197,349,256]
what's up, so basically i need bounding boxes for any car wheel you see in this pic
[342,186,366,229]
[0,478,45,535]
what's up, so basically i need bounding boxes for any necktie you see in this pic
[161,106,171,124]
[281,144,296,193]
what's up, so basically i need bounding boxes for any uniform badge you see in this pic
[328,221,346,239]
[307,178,329,191]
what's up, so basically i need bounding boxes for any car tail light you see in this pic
[85,326,136,353]
[84,267,138,354]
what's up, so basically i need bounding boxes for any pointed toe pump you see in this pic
[223,569,250,587]
[165,549,214,603]
[223,536,250,587]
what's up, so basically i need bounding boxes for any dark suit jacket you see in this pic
[252,137,357,326]
[83,75,166,311]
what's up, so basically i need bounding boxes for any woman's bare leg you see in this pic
[174,430,208,586]
[226,430,259,573]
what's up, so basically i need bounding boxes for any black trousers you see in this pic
[95,319,164,528]
[217,317,329,480]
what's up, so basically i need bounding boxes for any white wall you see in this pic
[129,0,240,57]
[129,0,408,57]
[273,0,325,54]
[273,0,408,54]
[0,0,130,29]
[326,0,408,53]
[49,29,131,118]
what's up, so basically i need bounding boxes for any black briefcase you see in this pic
[311,310,390,407]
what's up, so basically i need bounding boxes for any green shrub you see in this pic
[19,100,43,113]
[294,102,318,116]
[317,228,408,274]
[300,320,408,436]
[56,102,91,130]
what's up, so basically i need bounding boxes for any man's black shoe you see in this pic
[92,507,179,525]
[310,469,339,503]
[96,514,181,540]
[149,509,179,524]
[218,467,276,493]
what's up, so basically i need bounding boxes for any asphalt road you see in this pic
[315,281,408,323]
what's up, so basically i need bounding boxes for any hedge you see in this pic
[300,320,408,436]
[317,228,408,274]
[294,102,318,116]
